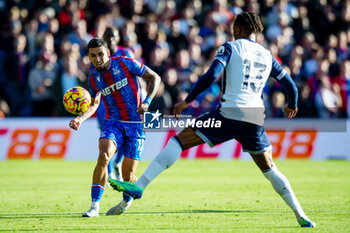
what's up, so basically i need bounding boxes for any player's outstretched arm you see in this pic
[270,57,298,119]
[137,66,161,115]
[172,60,224,119]
[184,60,224,105]
[69,94,101,130]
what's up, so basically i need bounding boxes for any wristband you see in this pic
[143,96,152,105]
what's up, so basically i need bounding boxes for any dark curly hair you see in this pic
[234,12,264,35]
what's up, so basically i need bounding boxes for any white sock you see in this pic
[263,165,309,223]
[135,137,182,189]
[90,201,99,210]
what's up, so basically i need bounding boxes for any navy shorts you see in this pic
[192,110,271,154]
[100,120,145,160]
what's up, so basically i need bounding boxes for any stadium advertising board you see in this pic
[0,118,348,160]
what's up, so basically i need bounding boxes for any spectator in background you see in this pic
[333,61,350,118]
[315,75,342,118]
[68,19,93,56]
[0,97,10,118]
[123,31,144,63]
[304,45,324,78]
[327,48,339,78]
[149,82,172,114]
[155,30,170,65]
[139,17,158,64]
[189,43,204,68]
[168,20,189,57]
[270,91,286,118]
[148,47,166,78]
[54,53,85,116]
[297,84,317,118]
[163,68,180,106]
[292,4,310,44]
[4,34,31,116]
[89,15,108,39]
[174,49,193,91]
[336,31,349,61]
[0,0,349,119]
[28,51,58,116]
[57,0,81,33]
[307,58,330,100]
[289,55,304,85]
[24,18,39,67]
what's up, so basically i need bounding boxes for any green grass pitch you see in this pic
[0,159,349,232]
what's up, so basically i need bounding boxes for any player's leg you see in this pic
[83,138,117,217]
[114,151,124,181]
[134,127,203,189]
[107,122,145,215]
[107,157,139,215]
[107,154,116,179]
[109,110,230,198]
[109,127,204,199]
[250,150,315,227]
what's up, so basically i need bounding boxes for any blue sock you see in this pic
[123,192,133,202]
[114,153,124,165]
[107,156,114,175]
[91,184,105,202]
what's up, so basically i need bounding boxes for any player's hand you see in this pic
[173,101,189,120]
[69,118,82,131]
[137,103,149,115]
[283,105,298,119]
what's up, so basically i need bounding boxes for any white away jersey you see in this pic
[215,38,286,125]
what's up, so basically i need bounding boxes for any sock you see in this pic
[91,184,105,204]
[135,137,182,189]
[90,201,99,210]
[114,152,124,165]
[123,193,133,203]
[107,157,114,175]
[263,165,308,223]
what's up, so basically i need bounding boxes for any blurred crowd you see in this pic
[0,0,349,118]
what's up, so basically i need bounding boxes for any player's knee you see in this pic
[98,152,110,167]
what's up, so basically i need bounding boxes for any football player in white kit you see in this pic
[109,12,315,227]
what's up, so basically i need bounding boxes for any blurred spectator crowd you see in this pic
[0,0,349,119]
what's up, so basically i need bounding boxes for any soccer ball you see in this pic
[63,86,91,115]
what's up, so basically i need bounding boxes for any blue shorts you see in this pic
[192,110,271,154]
[100,120,145,160]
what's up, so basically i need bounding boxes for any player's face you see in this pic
[88,46,110,71]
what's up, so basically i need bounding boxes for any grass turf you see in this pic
[0,160,349,232]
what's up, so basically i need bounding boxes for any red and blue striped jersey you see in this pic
[88,56,146,122]
[113,46,134,58]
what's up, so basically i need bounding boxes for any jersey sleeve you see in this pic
[120,57,146,76]
[269,57,298,109]
[214,42,232,67]
[88,73,98,98]
[269,57,287,80]
[123,49,135,59]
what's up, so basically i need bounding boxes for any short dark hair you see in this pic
[234,12,264,35]
[103,27,118,40]
[88,38,108,49]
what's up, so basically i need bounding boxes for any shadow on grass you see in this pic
[0,209,282,219]
[1,208,349,219]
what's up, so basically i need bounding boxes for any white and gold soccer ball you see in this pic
[63,86,91,115]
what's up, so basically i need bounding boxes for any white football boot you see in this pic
[82,208,99,217]
[106,199,133,215]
